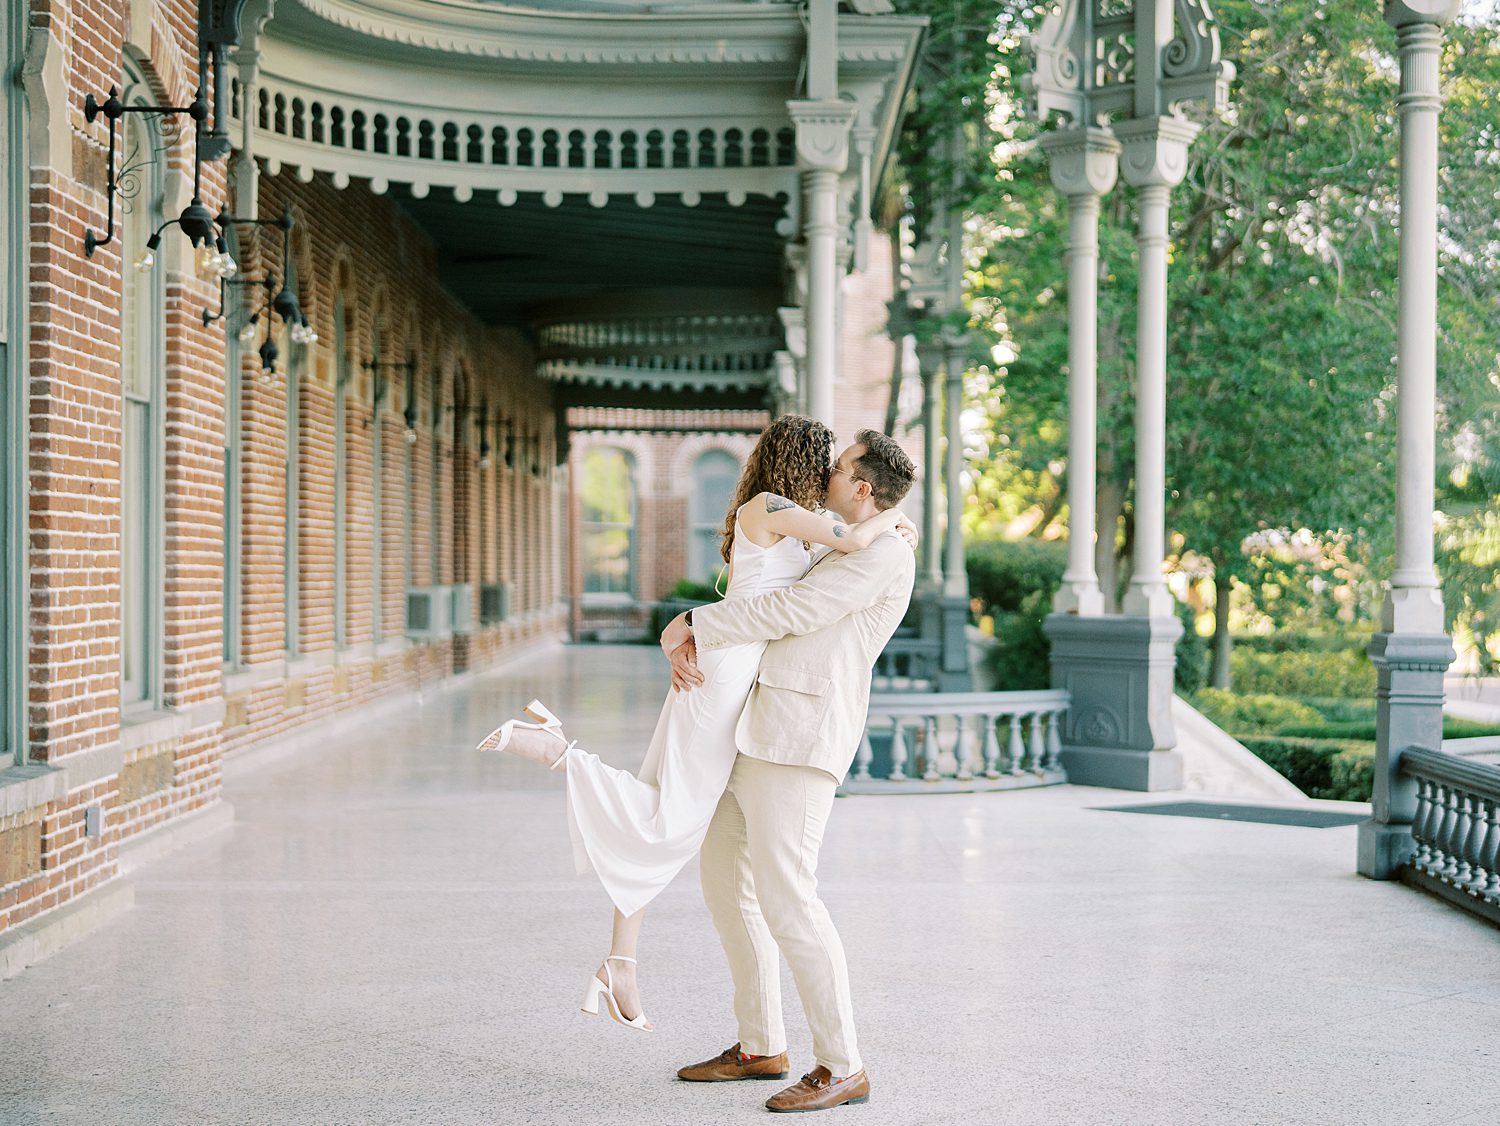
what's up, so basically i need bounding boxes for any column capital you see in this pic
[1114,115,1201,189]
[1384,0,1461,29]
[787,99,857,173]
[1039,126,1121,198]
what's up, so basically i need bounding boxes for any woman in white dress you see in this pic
[477,416,915,1031]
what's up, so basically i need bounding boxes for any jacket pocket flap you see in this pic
[755,666,832,696]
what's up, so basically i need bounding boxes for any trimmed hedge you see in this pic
[1276,716,1500,742]
[1232,633,1373,655]
[1190,689,1322,734]
[1229,648,1375,699]
[1236,736,1374,802]
[967,540,1068,616]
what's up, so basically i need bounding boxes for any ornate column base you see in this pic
[1357,630,1454,879]
[1044,613,1184,791]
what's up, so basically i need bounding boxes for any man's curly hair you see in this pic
[853,428,917,511]
[719,415,835,565]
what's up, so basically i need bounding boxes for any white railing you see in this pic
[848,689,1070,793]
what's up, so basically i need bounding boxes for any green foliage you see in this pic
[1175,598,1210,695]
[1229,648,1375,699]
[966,539,1068,616]
[982,588,1053,691]
[1191,689,1323,734]
[1276,717,1500,742]
[1236,737,1374,802]
[1231,633,1370,655]
[893,0,1500,655]
[668,579,723,603]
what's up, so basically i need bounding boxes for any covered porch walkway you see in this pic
[2,645,1496,1125]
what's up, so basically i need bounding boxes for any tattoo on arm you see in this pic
[833,525,847,538]
[765,494,796,514]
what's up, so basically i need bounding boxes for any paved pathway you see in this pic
[2,644,1497,1125]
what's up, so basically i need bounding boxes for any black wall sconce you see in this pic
[202,209,315,377]
[364,355,415,431]
[83,85,216,260]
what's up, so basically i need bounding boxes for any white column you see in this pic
[787,100,855,429]
[1382,0,1458,636]
[1115,116,1199,620]
[942,331,968,600]
[1041,127,1119,616]
[917,336,943,588]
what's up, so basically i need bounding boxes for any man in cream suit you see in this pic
[658,430,917,1114]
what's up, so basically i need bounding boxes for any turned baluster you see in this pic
[1480,799,1500,903]
[888,717,909,782]
[1007,713,1025,777]
[1427,783,1453,875]
[1411,777,1435,871]
[1458,792,1485,889]
[1045,708,1063,771]
[954,714,974,781]
[980,714,1001,779]
[1440,784,1466,881]
[853,727,874,782]
[1027,712,1045,773]
[922,714,941,782]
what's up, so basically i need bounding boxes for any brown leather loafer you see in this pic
[765,1067,871,1112]
[677,1043,790,1083]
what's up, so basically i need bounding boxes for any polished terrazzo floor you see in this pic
[2,643,1497,1125]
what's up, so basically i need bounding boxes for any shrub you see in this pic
[669,578,723,603]
[1191,689,1323,734]
[1232,633,1372,655]
[1175,599,1210,695]
[1236,736,1374,802]
[1229,648,1375,698]
[982,588,1053,690]
[1276,716,1500,741]
[966,540,1068,617]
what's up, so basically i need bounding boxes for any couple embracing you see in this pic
[480,417,918,1114]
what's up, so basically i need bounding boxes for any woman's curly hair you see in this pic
[718,415,835,565]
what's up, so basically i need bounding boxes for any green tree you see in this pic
[894,0,1500,688]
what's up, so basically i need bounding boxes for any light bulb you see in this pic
[196,244,215,275]
[134,249,155,272]
[216,254,238,280]
[238,321,259,344]
[405,427,418,445]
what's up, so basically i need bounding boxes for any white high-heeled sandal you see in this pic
[474,698,573,770]
[580,955,653,1033]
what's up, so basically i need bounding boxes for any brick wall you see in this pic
[3,0,568,942]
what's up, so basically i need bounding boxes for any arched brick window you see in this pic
[581,447,636,597]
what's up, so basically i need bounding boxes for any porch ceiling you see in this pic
[388,186,787,328]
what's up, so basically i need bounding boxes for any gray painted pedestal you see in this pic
[1044,612,1184,791]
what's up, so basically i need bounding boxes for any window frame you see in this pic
[690,448,740,587]
[118,74,167,712]
[2,4,27,762]
[580,446,637,601]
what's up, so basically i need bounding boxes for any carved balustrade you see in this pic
[848,690,1070,793]
[1400,746,1500,927]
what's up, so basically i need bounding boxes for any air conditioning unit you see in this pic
[480,582,511,625]
[406,586,452,640]
[449,583,477,634]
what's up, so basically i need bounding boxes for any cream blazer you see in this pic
[692,530,916,782]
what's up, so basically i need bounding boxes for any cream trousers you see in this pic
[699,754,862,1077]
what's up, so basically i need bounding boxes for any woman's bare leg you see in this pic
[597,907,651,1027]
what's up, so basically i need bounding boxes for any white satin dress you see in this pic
[560,517,813,918]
